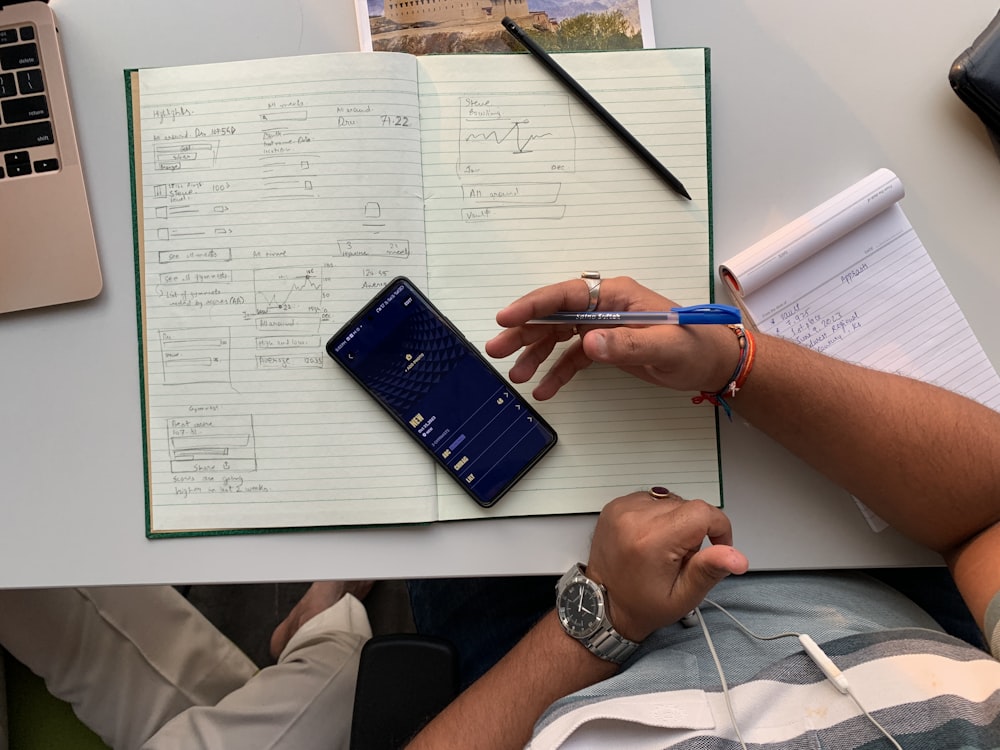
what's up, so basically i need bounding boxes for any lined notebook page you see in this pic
[722,170,1000,411]
[415,49,722,521]
[134,53,438,534]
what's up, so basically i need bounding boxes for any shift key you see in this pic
[0,121,54,152]
[2,94,48,123]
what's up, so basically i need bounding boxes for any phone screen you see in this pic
[326,277,557,507]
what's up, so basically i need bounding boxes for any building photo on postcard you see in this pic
[359,0,655,54]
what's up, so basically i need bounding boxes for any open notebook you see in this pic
[126,48,718,536]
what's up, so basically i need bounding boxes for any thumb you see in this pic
[585,328,662,365]
[672,545,749,605]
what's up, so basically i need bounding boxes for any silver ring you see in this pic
[648,486,671,500]
[581,271,601,311]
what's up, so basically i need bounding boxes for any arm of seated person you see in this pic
[487,276,1000,639]
[737,333,1000,638]
[405,492,748,749]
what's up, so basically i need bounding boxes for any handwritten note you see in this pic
[131,47,719,534]
[135,53,438,533]
[721,169,1000,412]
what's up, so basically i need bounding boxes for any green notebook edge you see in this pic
[704,48,724,508]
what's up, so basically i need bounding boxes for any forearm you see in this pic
[406,611,616,750]
[733,333,1000,555]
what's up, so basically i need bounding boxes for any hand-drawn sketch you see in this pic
[457,93,571,220]
[153,140,220,171]
[251,266,328,366]
[167,414,257,473]
[160,327,232,385]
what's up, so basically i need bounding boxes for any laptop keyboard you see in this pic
[0,22,57,180]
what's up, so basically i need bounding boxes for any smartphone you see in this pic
[326,277,557,507]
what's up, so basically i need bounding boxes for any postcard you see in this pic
[356,0,656,54]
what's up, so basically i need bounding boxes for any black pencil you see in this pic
[500,16,692,201]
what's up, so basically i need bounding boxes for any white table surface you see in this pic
[3,0,997,587]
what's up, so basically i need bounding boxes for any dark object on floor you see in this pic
[182,582,310,667]
[182,580,416,667]
[407,575,557,689]
[350,634,458,750]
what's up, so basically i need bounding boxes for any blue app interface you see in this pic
[331,281,555,506]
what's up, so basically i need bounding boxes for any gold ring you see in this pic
[581,271,601,311]
[648,486,671,500]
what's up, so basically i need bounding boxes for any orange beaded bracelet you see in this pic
[691,324,756,420]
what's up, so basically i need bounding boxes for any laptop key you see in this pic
[0,42,38,70]
[5,150,29,166]
[0,72,14,97]
[6,160,31,177]
[0,120,53,151]
[18,26,35,42]
[16,68,42,94]
[0,29,17,46]
[1,93,47,122]
[33,158,57,173]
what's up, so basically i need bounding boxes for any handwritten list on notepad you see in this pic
[128,48,720,535]
[721,169,1000,412]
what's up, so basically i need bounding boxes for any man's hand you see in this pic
[584,491,749,642]
[485,276,741,400]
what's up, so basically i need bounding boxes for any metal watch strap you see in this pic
[581,622,640,663]
[558,563,640,665]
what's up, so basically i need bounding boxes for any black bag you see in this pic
[950,10,1000,149]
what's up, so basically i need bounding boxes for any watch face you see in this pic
[557,579,604,638]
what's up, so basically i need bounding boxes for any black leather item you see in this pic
[950,10,1000,144]
[350,634,458,750]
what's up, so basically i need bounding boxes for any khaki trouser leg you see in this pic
[144,594,371,750]
[0,586,371,750]
[0,586,256,749]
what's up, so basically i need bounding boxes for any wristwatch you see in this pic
[555,563,641,664]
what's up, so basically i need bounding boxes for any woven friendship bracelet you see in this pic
[691,324,756,420]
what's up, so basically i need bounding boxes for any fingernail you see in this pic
[591,331,609,359]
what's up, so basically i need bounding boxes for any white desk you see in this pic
[3,0,997,587]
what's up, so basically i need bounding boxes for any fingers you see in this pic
[673,544,749,602]
[532,342,595,400]
[495,278,595,328]
[587,491,748,638]
[487,277,674,396]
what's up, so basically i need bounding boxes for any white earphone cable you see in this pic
[693,607,749,750]
[691,599,903,750]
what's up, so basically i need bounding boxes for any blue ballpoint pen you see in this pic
[526,304,741,326]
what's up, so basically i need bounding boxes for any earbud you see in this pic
[680,609,699,628]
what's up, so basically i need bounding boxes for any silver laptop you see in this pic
[0,0,100,314]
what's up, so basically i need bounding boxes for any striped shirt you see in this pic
[529,572,1000,749]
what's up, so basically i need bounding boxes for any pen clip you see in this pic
[670,304,742,325]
